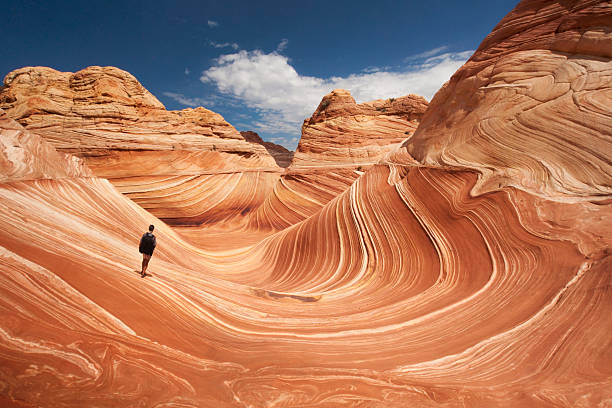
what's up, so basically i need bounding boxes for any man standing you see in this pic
[139,225,157,277]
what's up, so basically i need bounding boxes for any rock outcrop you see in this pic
[0,1,611,407]
[399,0,611,202]
[241,130,294,168]
[0,66,276,174]
[291,89,428,168]
[240,90,429,232]
[0,108,90,182]
[0,66,282,226]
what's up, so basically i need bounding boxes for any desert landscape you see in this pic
[0,0,610,406]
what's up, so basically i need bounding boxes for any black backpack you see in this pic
[139,232,156,252]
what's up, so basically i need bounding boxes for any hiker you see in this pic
[139,224,157,277]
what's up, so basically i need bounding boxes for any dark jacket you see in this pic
[139,232,157,256]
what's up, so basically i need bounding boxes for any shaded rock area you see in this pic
[241,130,294,168]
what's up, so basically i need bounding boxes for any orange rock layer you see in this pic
[0,0,611,407]
[0,66,276,171]
[292,89,428,168]
[0,66,285,226]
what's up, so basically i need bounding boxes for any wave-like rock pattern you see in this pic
[0,167,609,406]
[233,91,428,233]
[400,0,612,201]
[0,0,611,406]
[0,66,281,226]
[0,109,90,182]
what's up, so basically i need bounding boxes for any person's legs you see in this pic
[141,254,151,275]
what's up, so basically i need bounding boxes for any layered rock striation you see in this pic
[0,66,282,226]
[0,66,276,174]
[0,1,611,407]
[241,90,429,232]
[292,89,428,168]
[399,0,612,201]
[0,108,90,182]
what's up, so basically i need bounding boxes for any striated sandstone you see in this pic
[291,89,428,168]
[0,0,611,407]
[397,0,612,202]
[0,66,282,226]
[240,89,429,233]
[0,65,279,177]
[241,131,294,168]
[0,108,90,182]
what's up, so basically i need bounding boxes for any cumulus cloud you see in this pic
[207,20,219,28]
[199,46,473,138]
[163,92,215,107]
[209,40,239,50]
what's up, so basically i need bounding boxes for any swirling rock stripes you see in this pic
[113,171,281,227]
[0,0,611,406]
[0,109,90,182]
[400,1,612,201]
[0,163,608,406]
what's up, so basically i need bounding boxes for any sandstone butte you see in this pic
[0,0,610,407]
[292,88,428,168]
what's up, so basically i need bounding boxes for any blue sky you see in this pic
[2,0,518,149]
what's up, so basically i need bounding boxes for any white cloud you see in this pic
[362,66,391,73]
[184,67,190,75]
[207,20,219,28]
[163,92,215,107]
[209,40,239,50]
[199,47,472,138]
[404,45,449,61]
[276,39,289,52]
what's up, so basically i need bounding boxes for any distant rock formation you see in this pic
[0,66,278,177]
[239,89,430,232]
[241,130,293,168]
[291,89,428,168]
[0,66,282,226]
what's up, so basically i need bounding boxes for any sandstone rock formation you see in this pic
[239,90,428,233]
[0,109,90,182]
[0,66,276,174]
[0,0,611,407]
[0,66,282,226]
[292,89,427,168]
[400,0,612,202]
[241,130,294,168]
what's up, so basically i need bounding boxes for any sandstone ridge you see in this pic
[0,65,278,176]
[292,89,428,168]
